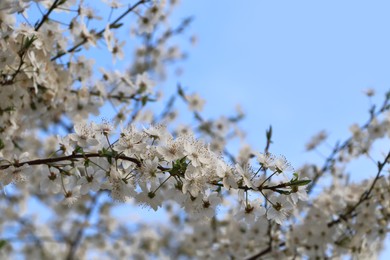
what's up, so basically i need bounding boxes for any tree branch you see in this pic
[327,150,390,227]
[35,0,61,31]
[0,152,141,169]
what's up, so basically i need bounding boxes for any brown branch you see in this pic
[0,152,141,169]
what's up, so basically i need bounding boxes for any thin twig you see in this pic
[308,94,389,194]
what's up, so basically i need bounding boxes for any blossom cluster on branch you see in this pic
[0,0,389,259]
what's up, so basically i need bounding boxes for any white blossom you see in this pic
[266,195,293,225]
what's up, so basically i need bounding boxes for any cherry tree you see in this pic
[0,1,389,259]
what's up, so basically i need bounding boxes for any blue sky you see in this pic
[170,0,390,156]
[164,0,390,257]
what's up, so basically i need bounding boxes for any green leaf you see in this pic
[23,35,37,51]
[275,189,291,195]
[169,157,188,177]
[98,148,118,165]
[290,179,311,186]
[290,172,299,182]
[73,146,84,155]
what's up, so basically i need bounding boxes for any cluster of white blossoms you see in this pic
[1,121,310,220]
[0,0,389,259]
